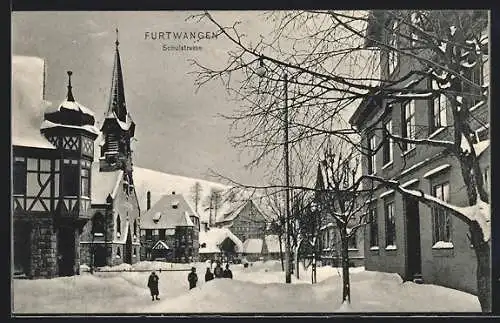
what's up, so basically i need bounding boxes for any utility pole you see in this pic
[284,73,291,284]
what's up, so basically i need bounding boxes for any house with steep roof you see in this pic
[215,199,269,243]
[12,56,99,278]
[79,31,141,268]
[140,192,200,262]
[198,227,243,263]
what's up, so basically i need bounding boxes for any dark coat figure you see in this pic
[222,264,233,279]
[188,267,198,290]
[214,263,224,278]
[205,268,214,282]
[147,272,160,301]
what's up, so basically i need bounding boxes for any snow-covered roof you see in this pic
[242,238,263,254]
[90,163,123,204]
[40,119,100,135]
[140,193,196,229]
[198,227,243,253]
[12,55,56,150]
[132,166,230,223]
[47,99,96,117]
[264,235,283,253]
[199,245,221,254]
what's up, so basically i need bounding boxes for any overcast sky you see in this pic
[12,11,280,186]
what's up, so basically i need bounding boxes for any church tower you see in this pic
[99,29,136,182]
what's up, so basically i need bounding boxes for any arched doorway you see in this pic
[123,226,132,264]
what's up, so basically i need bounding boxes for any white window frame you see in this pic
[385,201,396,248]
[368,135,377,175]
[432,181,452,244]
[382,119,393,167]
[431,80,448,131]
[403,100,416,151]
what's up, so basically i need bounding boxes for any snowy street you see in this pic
[12,261,481,313]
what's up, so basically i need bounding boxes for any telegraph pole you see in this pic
[283,73,291,284]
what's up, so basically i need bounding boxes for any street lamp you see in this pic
[255,57,292,284]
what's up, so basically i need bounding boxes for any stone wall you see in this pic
[29,219,58,278]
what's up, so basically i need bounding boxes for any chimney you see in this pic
[147,191,151,210]
[172,191,176,195]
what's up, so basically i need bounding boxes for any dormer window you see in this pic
[201,243,207,248]
[153,212,162,223]
[172,201,179,209]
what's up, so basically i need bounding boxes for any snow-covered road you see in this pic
[12,261,481,313]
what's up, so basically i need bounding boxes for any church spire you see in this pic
[107,28,127,122]
[66,70,75,102]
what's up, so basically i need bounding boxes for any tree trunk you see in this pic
[341,228,350,303]
[278,233,284,271]
[470,223,491,312]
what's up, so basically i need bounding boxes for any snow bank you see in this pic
[12,261,480,313]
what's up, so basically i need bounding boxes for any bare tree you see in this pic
[315,139,371,303]
[204,187,224,226]
[190,182,203,213]
[190,10,490,311]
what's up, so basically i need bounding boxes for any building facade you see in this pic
[140,192,200,262]
[350,11,489,294]
[12,56,99,278]
[79,33,141,268]
[215,200,268,242]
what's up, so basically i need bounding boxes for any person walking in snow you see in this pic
[213,261,223,278]
[147,271,160,301]
[188,267,198,290]
[205,267,214,282]
[222,264,233,279]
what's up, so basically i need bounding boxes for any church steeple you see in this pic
[107,28,127,122]
[99,29,136,174]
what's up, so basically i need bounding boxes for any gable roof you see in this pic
[217,199,268,224]
[198,227,243,253]
[90,163,123,204]
[242,238,263,254]
[140,193,197,229]
[152,240,170,250]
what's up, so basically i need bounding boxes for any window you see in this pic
[402,100,416,151]
[430,80,448,133]
[348,232,357,249]
[81,161,90,198]
[388,20,399,75]
[483,166,490,189]
[92,213,105,236]
[475,124,489,143]
[369,205,378,247]
[159,229,166,240]
[133,219,137,236]
[382,119,393,166]
[410,12,420,47]
[385,201,396,247]
[116,247,121,258]
[367,135,377,174]
[145,229,152,241]
[116,215,121,237]
[13,159,27,195]
[62,159,79,196]
[432,182,451,243]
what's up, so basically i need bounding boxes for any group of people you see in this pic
[147,261,234,300]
